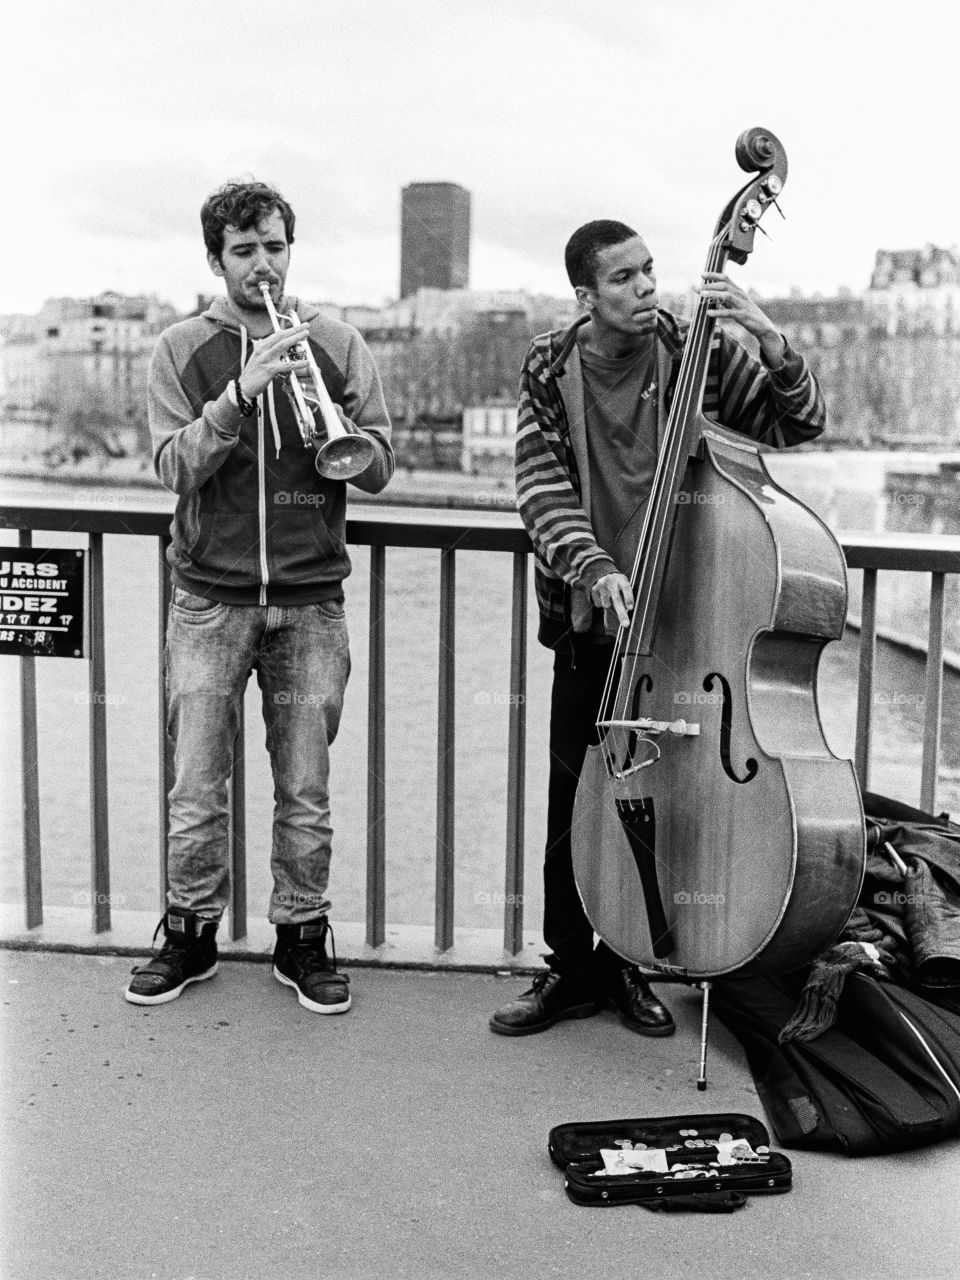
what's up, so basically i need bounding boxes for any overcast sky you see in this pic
[6,0,957,314]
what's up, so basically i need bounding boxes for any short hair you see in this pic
[200,180,296,262]
[564,220,639,289]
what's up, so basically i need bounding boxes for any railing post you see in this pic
[158,539,171,914]
[19,529,42,930]
[435,548,456,952]
[366,544,387,948]
[503,551,527,955]
[88,532,111,933]
[854,568,878,792]
[920,572,946,814]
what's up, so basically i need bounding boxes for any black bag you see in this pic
[549,1112,791,1211]
[712,971,960,1155]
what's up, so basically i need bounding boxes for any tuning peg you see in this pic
[738,198,764,233]
[772,199,786,220]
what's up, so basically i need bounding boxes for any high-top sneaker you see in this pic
[273,918,351,1014]
[125,908,219,1005]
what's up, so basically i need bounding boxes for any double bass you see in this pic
[571,128,866,984]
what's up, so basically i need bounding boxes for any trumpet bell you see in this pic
[260,287,378,481]
[314,432,377,480]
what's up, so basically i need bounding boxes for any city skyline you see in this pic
[4,239,955,328]
[6,0,958,315]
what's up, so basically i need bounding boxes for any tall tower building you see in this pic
[400,183,470,297]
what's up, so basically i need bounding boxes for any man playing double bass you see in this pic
[490,219,826,1037]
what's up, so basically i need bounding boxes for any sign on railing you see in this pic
[0,549,86,657]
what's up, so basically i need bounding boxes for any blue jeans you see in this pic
[165,587,351,925]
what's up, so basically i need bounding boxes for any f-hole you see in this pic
[703,672,758,784]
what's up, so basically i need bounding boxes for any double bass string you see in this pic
[599,227,729,777]
[599,232,720,764]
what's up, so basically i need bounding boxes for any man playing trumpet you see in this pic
[127,179,393,1013]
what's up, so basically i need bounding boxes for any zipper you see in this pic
[257,395,268,606]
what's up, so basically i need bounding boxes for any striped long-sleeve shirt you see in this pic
[515,310,826,648]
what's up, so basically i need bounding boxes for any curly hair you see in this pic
[564,220,638,289]
[201,180,296,262]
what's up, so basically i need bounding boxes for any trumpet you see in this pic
[259,283,376,481]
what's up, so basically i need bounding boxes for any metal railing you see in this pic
[842,533,960,811]
[4,499,533,959]
[3,496,959,961]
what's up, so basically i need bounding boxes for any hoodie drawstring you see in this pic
[266,383,282,460]
[240,324,281,458]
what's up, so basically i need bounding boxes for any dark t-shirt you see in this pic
[580,337,659,576]
[579,335,660,641]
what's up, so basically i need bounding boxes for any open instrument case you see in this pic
[549,1112,792,1208]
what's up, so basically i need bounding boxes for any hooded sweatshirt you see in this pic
[148,295,393,606]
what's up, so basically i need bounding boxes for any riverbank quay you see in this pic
[3,947,958,1280]
[4,443,959,515]
[0,457,519,511]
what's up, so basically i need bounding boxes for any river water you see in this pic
[1,452,958,929]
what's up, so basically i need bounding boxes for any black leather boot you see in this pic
[603,965,675,1036]
[489,970,601,1036]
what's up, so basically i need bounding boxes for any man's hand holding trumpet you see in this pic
[236,317,311,402]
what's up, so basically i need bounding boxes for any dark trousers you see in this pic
[543,635,621,981]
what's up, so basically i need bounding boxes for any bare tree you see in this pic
[38,352,149,464]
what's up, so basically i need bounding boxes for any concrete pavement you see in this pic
[2,949,958,1280]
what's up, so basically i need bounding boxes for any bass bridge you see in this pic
[598,717,700,779]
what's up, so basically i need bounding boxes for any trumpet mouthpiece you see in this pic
[259,283,282,331]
